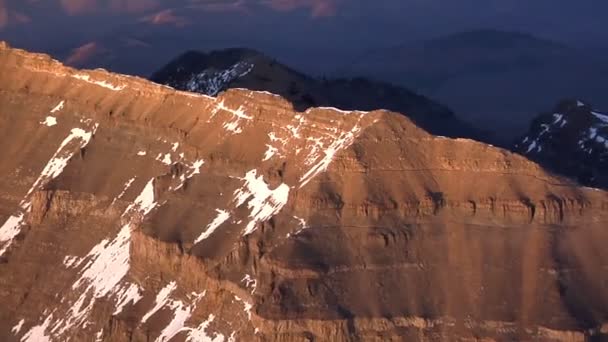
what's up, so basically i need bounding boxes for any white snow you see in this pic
[20,177,157,338]
[112,177,136,204]
[55,223,133,334]
[137,151,147,156]
[174,159,205,191]
[263,144,280,161]
[21,316,52,342]
[189,160,205,176]
[113,283,143,315]
[312,106,367,115]
[156,153,173,165]
[242,274,257,293]
[183,315,225,342]
[95,329,104,342]
[142,282,177,323]
[526,140,538,153]
[234,170,290,235]
[50,101,65,113]
[72,74,126,91]
[211,100,252,134]
[194,209,230,243]
[155,297,199,342]
[592,111,608,124]
[171,142,179,152]
[577,100,585,107]
[41,116,58,127]
[1,124,97,256]
[552,113,564,125]
[12,319,25,334]
[125,179,157,217]
[63,255,81,268]
[0,213,25,256]
[183,62,253,96]
[234,295,253,319]
[299,124,362,187]
[141,283,205,342]
[26,126,98,198]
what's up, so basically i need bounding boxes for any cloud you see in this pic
[65,41,107,66]
[0,0,31,29]
[262,0,339,17]
[140,8,189,27]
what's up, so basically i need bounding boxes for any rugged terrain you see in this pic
[1,42,608,341]
[515,100,608,189]
[150,49,486,142]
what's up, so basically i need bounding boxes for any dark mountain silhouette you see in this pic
[151,48,489,142]
[344,29,608,143]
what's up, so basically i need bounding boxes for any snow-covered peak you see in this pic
[170,61,254,96]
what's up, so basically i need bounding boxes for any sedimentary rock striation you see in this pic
[1,42,608,341]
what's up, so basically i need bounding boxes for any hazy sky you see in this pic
[1,0,606,74]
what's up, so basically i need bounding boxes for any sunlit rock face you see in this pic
[1,42,608,342]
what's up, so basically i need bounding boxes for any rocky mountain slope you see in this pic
[1,41,608,341]
[514,100,608,189]
[344,29,608,143]
[149,48,487,142]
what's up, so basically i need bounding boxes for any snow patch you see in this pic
[0,213,25,256]
[21,316,52,342]
[156,153,172,165]
[182,62,253,96]
[183,315,225,342]
[113,283,143,315]
[72,74,126,91]
[592,111,608,124]
[234,295,253,319]
[234,170,290,235]
[142,282,177,323]
[63,255,81,268]
[41,116,57,127]
[263,144,280,161]
[242,274,257,293]
[299,123,363,187]
[194,209,230,243]
[50,101,65,113]
[12,319,25,334]
[1,123,98,256]
[112,177,136,205]
[137,151,147,156]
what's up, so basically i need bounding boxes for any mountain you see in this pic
[2,41,608,341]
[514,99,608,189]
[344,29,608,143]
[150,48,488,142]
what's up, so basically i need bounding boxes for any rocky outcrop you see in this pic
[514,99,608,189]
[1,42,608,341]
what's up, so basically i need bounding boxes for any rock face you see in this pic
[1,42,608,342]
[514,100,608,189]
[149,49,488,142]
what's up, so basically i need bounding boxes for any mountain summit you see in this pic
[150,48,488,142]
[515,100,608,188]
[1,42,608,341]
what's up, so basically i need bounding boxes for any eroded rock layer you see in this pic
[1,42,608,342]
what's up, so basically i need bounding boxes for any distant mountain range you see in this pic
[150,48,488,141]
[343,29,608,143]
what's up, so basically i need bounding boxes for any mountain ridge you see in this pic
[1,41,608,341]
[150,48,489,142]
